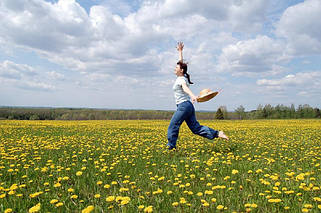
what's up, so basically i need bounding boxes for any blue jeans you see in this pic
[167,100,219,148]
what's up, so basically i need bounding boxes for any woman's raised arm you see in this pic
[176,42,184,62]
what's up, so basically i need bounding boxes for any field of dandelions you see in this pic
[1,120,320,213]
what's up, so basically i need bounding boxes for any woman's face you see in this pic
[175,64,183,76]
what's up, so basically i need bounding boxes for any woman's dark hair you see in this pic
[177,61,193,84]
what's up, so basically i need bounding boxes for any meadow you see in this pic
[0,120,320,212]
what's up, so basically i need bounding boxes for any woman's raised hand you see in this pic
[176,42,184,51]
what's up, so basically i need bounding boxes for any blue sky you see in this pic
[0,0,320,111]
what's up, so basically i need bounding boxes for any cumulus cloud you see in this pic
[0,60,56,91]
[18,81,56,91]
[276,0,321,55]
[216,35,289,76]
[0,60,36,79]
[47,71,65,80]
[0,0,269,78]
[157,0,267,32]
[256,72,321,95]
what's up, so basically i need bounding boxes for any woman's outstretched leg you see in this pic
[185,103,228,140]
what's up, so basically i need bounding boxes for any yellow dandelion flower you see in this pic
[197,192,203,196]
[144,206,153,213]
[138,205,145,210]
[251,204,258,208]
[179,197,186,204]
[172,202,179,207]
[232,169,239,174]
[284,206,290,210]
[296,173,305,181]
[117,196,130,205]
[285,190,294,194]
[211,198,217,202]
[256,169,263,173]
[106,196,115,202]
[301,208,308,213]
[4,209,13,213]
[303,204,312,209]
[202,202,210,207]
[76,171,83,176]
[313,197,321,202]
[55,202,63,207]
[104,184,110,189]
[158,176,165,181]
[82,205,94,213]
[111,181,117,185]
[167,191,173,195]
[119,187,129,192]
[205,190,213,195]
[120,200,130,205]
[54,183,61,187]
[318,205,321,209]
[97,181,103,185]
[70,195,78,199]
[217,205,224,210]
[68,188,74,192]
[0,193,6,198]
[50,199,59,204]
[94,194,101,198]
[268,199,281,203]
[29,203,41,213]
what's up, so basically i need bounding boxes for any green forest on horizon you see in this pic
[0,104,320,120]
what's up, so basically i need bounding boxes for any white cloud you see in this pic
[229,0,268,32]
[216,35,289,76]
[157,0,267,32]
[256,72,321,96]
[47,71,65,80]
[0,60,36,79]
[257,72,321,87]
[0,60,56,91]
[276,0,321,55]
[19,81,56,91]
[0,0,269,78]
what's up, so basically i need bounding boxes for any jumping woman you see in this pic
[167,42,229,150]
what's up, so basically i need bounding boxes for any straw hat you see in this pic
[197,89,218,102]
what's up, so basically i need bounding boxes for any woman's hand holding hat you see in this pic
[197,88,219,102]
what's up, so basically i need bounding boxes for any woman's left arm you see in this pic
[182,83,198,103]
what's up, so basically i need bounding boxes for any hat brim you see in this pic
[197,91,218,102]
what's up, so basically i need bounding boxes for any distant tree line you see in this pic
[0,107,214,120]
[229,104,320,120]
[0,104,319,120]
